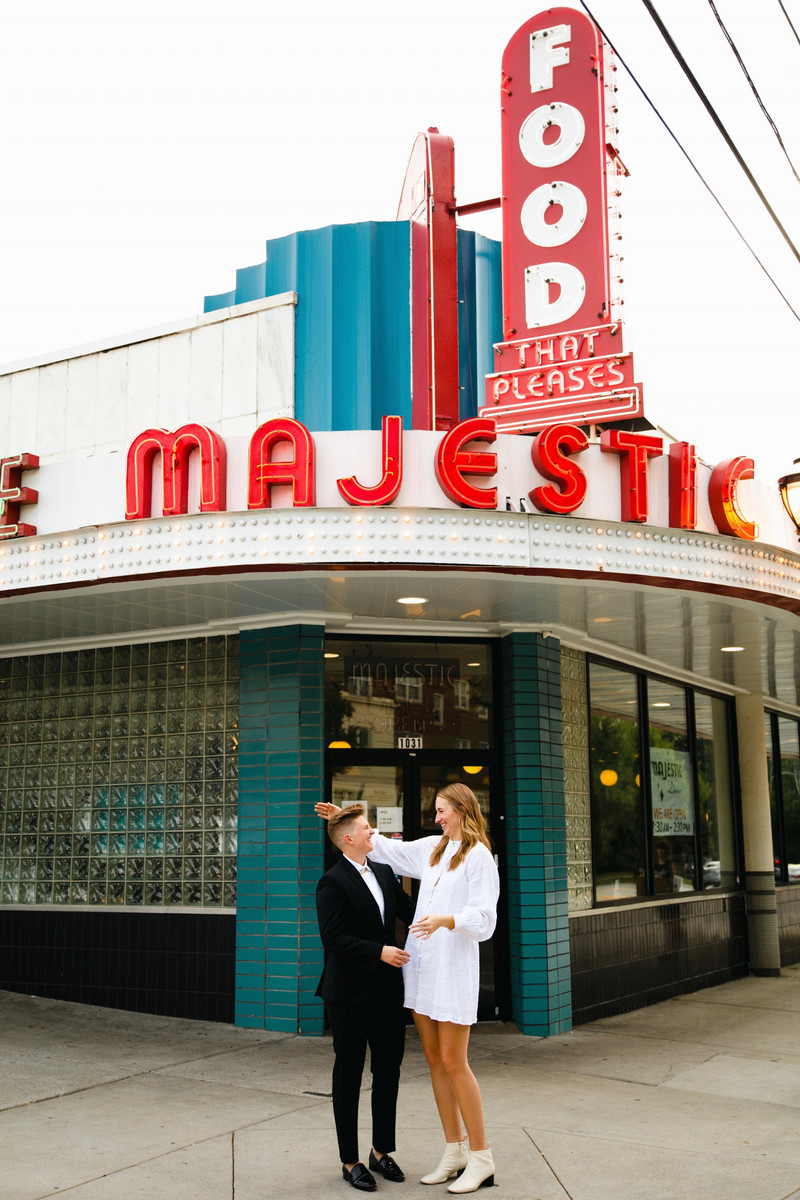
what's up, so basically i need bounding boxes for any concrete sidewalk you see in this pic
[2,969,800,1200]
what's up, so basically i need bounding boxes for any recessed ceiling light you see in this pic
[651,702,671,708]
[467,662,481,668]
[720,645,744,652]
[397,596,427,605]
[592,617,613,623]
[324,653,339,659]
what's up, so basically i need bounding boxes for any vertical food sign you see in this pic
[481,9,644,432]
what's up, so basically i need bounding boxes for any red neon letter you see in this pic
[248,418,315,508]
[0,453,39,539]
[435,417,498,509]
[337,416,403,506]
[530,423,588,514]
[125,426,226,520]
[600,429,663,523]
[709,457,756,540]
[669,442,697,530]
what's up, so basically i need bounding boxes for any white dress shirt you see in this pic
[343,853,385,922]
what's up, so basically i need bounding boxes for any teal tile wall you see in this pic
[501,633,572,1034]
[235,625,325,1033]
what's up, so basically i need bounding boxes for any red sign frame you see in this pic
[500,9,611,341]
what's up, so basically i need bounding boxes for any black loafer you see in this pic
[369,1151,406,1182]
[342,1162,377,1192]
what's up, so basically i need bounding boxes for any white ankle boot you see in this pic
[447,1146,494,1193]
[420,1139,469,1184]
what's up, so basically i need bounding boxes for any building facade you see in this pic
[1,218,799,1037]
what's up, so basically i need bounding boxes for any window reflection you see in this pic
[647,680,695,893]
[778,717,800,882]
[589,665,644,902]
[324,640,493,751]
[695,694,736,890]
[590,662,738,904]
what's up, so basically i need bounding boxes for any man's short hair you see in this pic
[328,803,366,849]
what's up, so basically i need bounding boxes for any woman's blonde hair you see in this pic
[429,782,492,871]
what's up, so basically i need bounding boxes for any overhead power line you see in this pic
[777,0,800,49]
[639,0,800,268]
[706,0,800,185]
[576,0,800,325]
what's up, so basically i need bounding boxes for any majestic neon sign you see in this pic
[0,453,39,539]
[0,417,762,544]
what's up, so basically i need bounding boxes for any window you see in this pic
[766,712,800,883]
[589,660,738,904]
[324,638,494,750]
[348,674,373,698]
[0,638,239,908]
[589,664,644,902]
[396,675,423,703]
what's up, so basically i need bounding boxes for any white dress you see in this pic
[368,833,499,1026]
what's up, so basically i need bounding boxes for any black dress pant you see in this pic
[326,1001,407,1165]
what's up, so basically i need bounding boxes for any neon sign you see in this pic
[483,10,643,432]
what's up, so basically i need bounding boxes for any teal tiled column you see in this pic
[501,633,572,1034]
[235,624,326,1034]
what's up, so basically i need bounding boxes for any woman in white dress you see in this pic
[316,783,500,1194]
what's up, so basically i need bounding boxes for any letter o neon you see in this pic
[519,102,585,168]
[521,181,587,247]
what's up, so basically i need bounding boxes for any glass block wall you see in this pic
[561,646,593,911]
[0,636,238,907]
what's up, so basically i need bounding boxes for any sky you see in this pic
[3,0,800,488]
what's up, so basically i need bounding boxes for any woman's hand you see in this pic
[410,914,454,940]
[315,802,341,821]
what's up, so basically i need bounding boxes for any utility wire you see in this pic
[777,0,800,49]
[639,0,800,267]
[577,0,800,324]
[706,0,800,184]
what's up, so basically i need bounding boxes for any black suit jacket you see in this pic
[316,855,415,1007]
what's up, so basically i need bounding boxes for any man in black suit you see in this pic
[316,804,414,1192]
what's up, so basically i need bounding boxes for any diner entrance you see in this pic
[326,752,505,1020]
[323,635,506,1019]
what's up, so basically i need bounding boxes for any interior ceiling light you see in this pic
[397,595,427,605]
[467,661,481,668]
[720,645,744,652]
[323,652,340,659]
[651,702,671,708]
[463,765,483,775]
[592,617,613,623]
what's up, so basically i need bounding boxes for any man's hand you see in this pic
[380,946,410,968]
[315,802,341,821]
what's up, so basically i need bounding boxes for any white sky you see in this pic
[3,0,799,488]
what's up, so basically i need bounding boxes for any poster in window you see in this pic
[650,748,694,835]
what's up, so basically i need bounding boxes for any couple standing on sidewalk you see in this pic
[314,783,500,1194]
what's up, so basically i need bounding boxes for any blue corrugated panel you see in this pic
[204,221,501,431]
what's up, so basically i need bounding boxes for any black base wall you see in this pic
[569,894,749,1025]
[778,886,800,965]
[0,909,235,1022]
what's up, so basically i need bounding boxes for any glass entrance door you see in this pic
[327,752,504,1020]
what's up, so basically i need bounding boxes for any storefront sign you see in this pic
[0,415,759,542]
[491,10,643,431]
[650,747,694,835]
[0,454,40,538]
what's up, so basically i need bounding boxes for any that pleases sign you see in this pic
[484,9,643,432]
